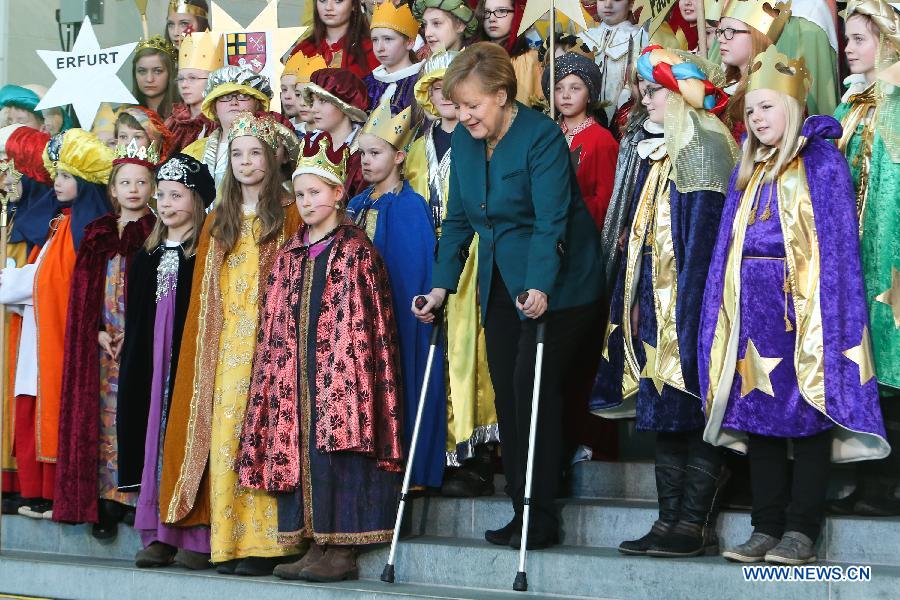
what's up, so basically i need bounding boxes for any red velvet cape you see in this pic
[53,212,156,523]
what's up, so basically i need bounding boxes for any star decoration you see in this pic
[211,0,308,114]
[640,341,664,394]
[843,327,876,386]
[874,266,900,328]
[736,339,782,398]
[601,322,619,362]
[34,17,137,129]
[517,0,588,38]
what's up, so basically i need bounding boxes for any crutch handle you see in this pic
[517,291,529,304]
[414,295,430,310]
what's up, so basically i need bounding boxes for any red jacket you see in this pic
[566,120,619,231]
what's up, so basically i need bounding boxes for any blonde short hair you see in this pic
[443,42,517,104]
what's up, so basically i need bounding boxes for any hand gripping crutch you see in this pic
[382,295,442,584]
[513,291,546,592]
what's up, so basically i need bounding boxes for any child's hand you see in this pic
[111,331,125,361]
[99,331,115,358]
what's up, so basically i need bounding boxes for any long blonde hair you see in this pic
[735,92,803,190]
[212,139,286,254]
[143,188,207,257]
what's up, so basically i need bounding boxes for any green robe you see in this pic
[835,84,900,390]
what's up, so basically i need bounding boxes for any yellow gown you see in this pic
[407,128,498,466]
[209,214,291,562]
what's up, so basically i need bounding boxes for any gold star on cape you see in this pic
[641,341,664,394]
[736,339,782,398]
[843,327,876,385]
[874,266,900,328]
[517,0,588,37]
[211,0,308,113]
[601,322,619,361]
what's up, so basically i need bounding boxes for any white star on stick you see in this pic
[35,17,137,129]
[517,0,588,37]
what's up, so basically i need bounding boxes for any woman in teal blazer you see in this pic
[413,43,604,548]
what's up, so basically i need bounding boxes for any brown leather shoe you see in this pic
[299,546,359,582]
[174,549,211,570]
[273,543,324,581]
[135,542,177,568]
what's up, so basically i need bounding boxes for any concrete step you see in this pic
[409,495,900,566]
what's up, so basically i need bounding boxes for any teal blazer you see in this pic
[433,103,604,321]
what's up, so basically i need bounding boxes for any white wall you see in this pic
[0,0,306,87]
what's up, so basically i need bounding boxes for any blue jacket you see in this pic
[432,103,603,321]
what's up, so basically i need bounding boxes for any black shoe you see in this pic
[234,555,299,577]
[485,516,522,546]
[215,559,241,575]
[92,500,121,540]
[509,528,560,550]
[618,520,674,555]
[121,506,136,526]
[2,493,28,515]
[646,521,718,557]
[856,496,900,517]
[826,489,862,515]
[441,466,495,497]
[18,499,52,519]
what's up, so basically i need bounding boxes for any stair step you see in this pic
[0,550,555,600]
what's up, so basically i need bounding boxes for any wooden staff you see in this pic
[697,0,708,58]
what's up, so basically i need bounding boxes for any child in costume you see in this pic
[302,68,370,198]
[0,85,44,130]
[592,47,737,558]
[700,46,890,565]
[165,0,210,49]
[166,32,222,154]
[238,132,403,583]
[406,50,499,496]
[291,0,379,78]
[347,100,446,489]
[827,0,900,517]
[182,66,274,187]
[52,139,160,537]
[364,2,423,114]
[282,53,328,136]
[0,129,113,520]
[579,0,649,122]
[414,0,478,54]
[91,104,118,149]
[115,107,175,161]
[117,152,215,570]
[542,51,618,231]
[478,0,544,107]
[133,36,179,120]
[158,112,302,575]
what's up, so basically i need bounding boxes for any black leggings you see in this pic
[749,431,831,541]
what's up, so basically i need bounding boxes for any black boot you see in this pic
[92,500,123,540]
[485,513,522,546]
[855,477,900,517]
[619,435,687,555]
[441,444,495,498]
[647,447,728,558]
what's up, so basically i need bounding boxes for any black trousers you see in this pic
[858,390,900,484]
[483,267,599,532]
[749,430,831,541]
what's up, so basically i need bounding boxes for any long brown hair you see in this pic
[132,47,179,120]
[143,189,207,257]
[211,138,286,254]
[724,27,772,125]
[164,0,211,46]
[312,0,372,71]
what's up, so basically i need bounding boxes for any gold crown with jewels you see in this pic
[136,35,178,62]
[227,111,279,150]
[293,134,349,186]
[114,138,162,167]
[169,0,208,18]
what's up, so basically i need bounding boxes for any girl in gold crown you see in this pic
[165,0,210,49]
[700,46,889,565]
[158,112,302,575]
[364,2,423,114]
[238,132,403,582]
[827,0,900,518]
[167,32,221,154]
[52,136,158,537]
[133,37,179,120]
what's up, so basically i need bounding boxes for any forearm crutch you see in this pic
[513,291,546,592]
[382,295,442,584]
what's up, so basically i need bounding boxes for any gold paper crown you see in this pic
[169,0,208,18]
[722,0,792,43]
[704,0,725,22]
[137,35,178,62]
[114,139,161,166]
[370,2,421,40]
[293,136,349,186]
[361,100,416,151]
[747,45,811,102]
[227,111,279,150]
[179,31,224,71]
[283,52,328,84]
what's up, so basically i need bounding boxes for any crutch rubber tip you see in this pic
[381,564,396,583]
[513,571,528,592]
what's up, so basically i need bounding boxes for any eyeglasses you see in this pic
[483,8,514,18]
[176,75,208,84]
[640,85,664,100]
[216,92,254,104]
[715,27,751,41]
